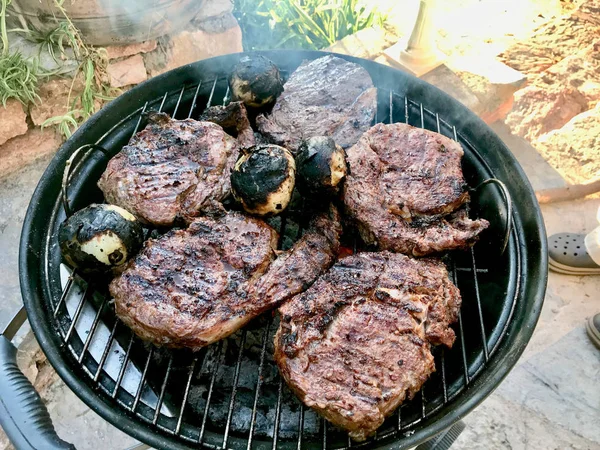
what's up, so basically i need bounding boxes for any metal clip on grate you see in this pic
[52,79,518,450]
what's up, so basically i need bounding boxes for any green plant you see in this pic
[42,0,116,138]
[1,0,10,55]
[234,0,387,51]
[0,51,40,106]
[0,0,44,106]
[27,22,78,63]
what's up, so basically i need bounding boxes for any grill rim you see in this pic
[19,50,548,450]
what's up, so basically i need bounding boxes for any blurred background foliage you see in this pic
[233,0,387,51]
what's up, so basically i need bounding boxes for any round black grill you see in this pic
[20,50,547,450]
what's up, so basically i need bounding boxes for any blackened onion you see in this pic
[229,56,284,108]
[296,136,347,197]
[231,145,295,216]
[59,204,144,273]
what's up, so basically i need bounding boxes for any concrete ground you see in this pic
[0,120,599,450]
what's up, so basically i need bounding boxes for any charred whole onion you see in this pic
[229,55,284,108]
[231,144,296,216]
[296,136,347,197]
[59,204,144,273]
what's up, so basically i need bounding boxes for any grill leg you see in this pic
[415,420,466,450]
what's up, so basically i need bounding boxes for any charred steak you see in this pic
[343,123,489,255]
[256,55,377,153]
[110,208,341,350]
[275,251,461,441]
[98,112,238,227]
[200,101,255,149]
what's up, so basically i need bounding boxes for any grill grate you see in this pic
[51,75,520,449]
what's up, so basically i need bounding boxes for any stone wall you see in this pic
[0,0,242,178]
[502,1,600,185]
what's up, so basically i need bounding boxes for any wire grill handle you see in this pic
[472,178,513,255]
[0,310,75,450]
[61,144,110,217]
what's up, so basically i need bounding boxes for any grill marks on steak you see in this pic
[275,252,461,441]
[98,112,238,227]
[256,55,377,153]
[110,208,341,351]
[343,123,489,256]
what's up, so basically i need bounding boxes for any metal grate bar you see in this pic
[78,298,108,363]
[469,248,489,361]
[206,78,218,109]
[54,272,76,317]
[223,85,230,105]
[175,357,198,434]
[223,330,248,448]
[188,82,202,118]
[433,112,451,404]
[153,356,173,425]
[420,387,426,419]
[389,90,393,123]
[272,378,284,450]
[94,321,119,382]
[322,418,328,450]
[132,348,153,412]
[451,262,470,385]
[419,103,425,129]
[440,349,448,403]
[64,284,89,342]
[247,320,273,450]
[404,96,409,123]
[456,267,488,273]
[397,405,403,431]
[172,86,186,118]
[131,102,149,139]
[297,405,305,450]
[158,93,168,114]
[112,333,135,398]
[451,125,490,365]
[199,342,223,445]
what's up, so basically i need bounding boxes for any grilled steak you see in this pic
[343,123,489,255]
[111,208,341,350]
[275,252,461,441]
[200,101,255,149]
[256,55,377,153]
[98,112,238,227]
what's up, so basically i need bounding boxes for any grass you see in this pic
[234,0,387,51]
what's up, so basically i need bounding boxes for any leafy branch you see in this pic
[234,0,387,51]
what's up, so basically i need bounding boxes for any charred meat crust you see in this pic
[199,101,255,149]
[110,208,342,351]
[343,123,489,255]
[256,55,377,153]
[274,251,461,441]
[98,113,238,227]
